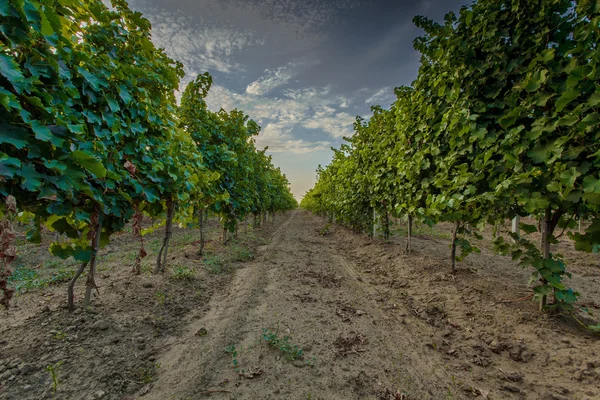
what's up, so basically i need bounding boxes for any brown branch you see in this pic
[495,293,534,304]
[555,213,575,239]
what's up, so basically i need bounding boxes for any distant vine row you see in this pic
[302,0,600,313]
[0,0,296,310]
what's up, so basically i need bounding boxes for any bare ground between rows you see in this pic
[145,210,470,400]
[2,210,600,400]
[0,216,276,400]
[148,210,599,399]
[328,215,600,400]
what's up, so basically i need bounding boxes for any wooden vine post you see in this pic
[406,215,413,253]
[198,208,205,255]
[0,196,17,309]
[132,203,146,275]
[84,209,103,310]
[450,221,459,274]
[156,198,175,273]
[511,216,520,243]
[539,208,563,311]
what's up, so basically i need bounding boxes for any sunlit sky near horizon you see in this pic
[127,0,467,200]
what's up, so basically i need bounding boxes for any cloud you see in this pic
[206,83,357,152]
[364,87,394,105]
[135,7,265,75]
[303,111,356,138]
[255,123,331,154]
[246,62,299,96]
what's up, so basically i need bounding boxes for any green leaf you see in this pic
[106,95,120,112]
[0,53,25,90]
[519,223,538,234]
[555,88,580,112]
[143,187,159,203]
[118,85,133,104]
[560,167,581,188]
[68,124,85,134]
[31,120,63,146]
[70,150,107,179]
[0,0,9,16]
[77,67,102,91]
[546,181,561,192]
[0,88,19,111]
[583,176,600,194]
[0,123,28,149]
[588,91,600,107]
[26,224,42,244]
[40,11,54,36]
[73,246,92,262]
[527,142,555,163]
[533,285,553,296]
[43,159,67,173]
[50,242,75,259]
[523,70,547,92]
[558,115,578,126]
[20,164,44,191]
[0,155,20,178]
[580,113,599,126]
[532,92,554,107]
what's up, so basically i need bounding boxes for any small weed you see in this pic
[262,328,303,360]
[203,255,224,274]
[46,361,63,394]
[155,291,171,306]
[9,265,75,292]
[225,344,240,370]
[148,239,161,252]
[127,251,137,261]
[8,267,39,291]
[176,233,195,245]
[47,267,75,285]
[171,266,194,280]
[135,362,160,383]
[141,261,153,275]
[318,224,330,236]
[44,260,62,269]
[147,314,168,337]
[230,245,254,262]
[52,329,68,341]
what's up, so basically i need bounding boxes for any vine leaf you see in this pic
[70,150,107,179]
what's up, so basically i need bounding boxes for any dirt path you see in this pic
[148,210,454,399]
[2,210,598,400]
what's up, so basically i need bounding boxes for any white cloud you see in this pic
[303,111,356,138]
[206,83,356,152]
[246,63,298,96]
[365,87,394,105]
[255,123,331,154]
[138,7,265,75]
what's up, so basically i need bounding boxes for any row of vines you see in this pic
[301,0,600,318]
[0,0,297,310]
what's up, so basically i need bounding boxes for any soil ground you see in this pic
[1,210,599,400]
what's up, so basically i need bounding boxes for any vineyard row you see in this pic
[0,0,297,310]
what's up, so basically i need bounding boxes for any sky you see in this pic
[127,0,467,200]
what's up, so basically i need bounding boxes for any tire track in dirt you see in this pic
[147,210,459,399]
